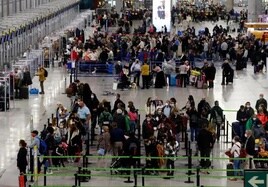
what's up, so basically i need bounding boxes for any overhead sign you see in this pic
[244,170,268,187]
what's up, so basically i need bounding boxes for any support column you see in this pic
[226,0,234,13]
[248,0,262,22]
[115,0,123,13]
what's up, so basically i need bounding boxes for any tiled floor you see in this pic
[0,19,266,187]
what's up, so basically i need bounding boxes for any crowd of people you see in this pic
[226,94,268,180]
[15,4,268,185]
[17,75,235,180]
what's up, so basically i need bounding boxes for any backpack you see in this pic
[252,123,265,139]
[190,112,199,124]
[214,110,223,125]
[102,112,111,125]
[44,68,48,77]
[54,134,62,144]
[38,137,48,155]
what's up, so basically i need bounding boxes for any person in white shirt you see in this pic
[179,61,189,87]
[203,40,209,60]
[230,136,242,181]
[131,60,141,87]
[138,39,145,49]
[221,41,228,59]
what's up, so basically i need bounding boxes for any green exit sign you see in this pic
[244,170,268,187]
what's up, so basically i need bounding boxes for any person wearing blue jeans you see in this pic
[230,136,242,181]
[186,107,199,142]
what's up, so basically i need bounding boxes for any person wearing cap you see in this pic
[255,94,267,112]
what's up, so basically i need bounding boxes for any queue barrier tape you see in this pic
[39,154,262,161]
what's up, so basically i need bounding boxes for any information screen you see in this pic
[152,0,171,32]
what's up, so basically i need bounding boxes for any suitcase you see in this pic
[197,80,203,89]
[20,87,29,99]
[170,74,177,86]
[226,163,234,177]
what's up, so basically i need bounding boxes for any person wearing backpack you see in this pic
[98,107,113,130]
[36,65,46,94]
[45,127,56,174]
[210,101,224,142]
[123,132,140,168]
[28,130,43,174]
[186,107,200,142]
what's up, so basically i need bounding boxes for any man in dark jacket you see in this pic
[113,109,127,132]
[244,130,256,169]
[197,124,214,169]
[210,101,224,141]
[205,63,216,88]
[236,105,247,141]
[112,93,125,114]
[255,93,267,112]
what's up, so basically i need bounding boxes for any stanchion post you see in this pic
[142,168,145,187]
[44,166,47,186]
[196,167,200,187]
[137,114,141,141]
[224,121,230,143]
[74,173,78,187]
[184,148,194,183]
[134,170,137,187]
[249,157,253,169]
[183,132,189,156]
[124,162,133,183]
[223,115,226,136]
[51,114,54,121]
[47,118,50,125]
[70,72,73,85]
[78,167,81,186]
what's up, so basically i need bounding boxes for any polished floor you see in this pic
[0,20,267,187]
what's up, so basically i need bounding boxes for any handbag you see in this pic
[97,148,105,156]
[239,148,247,158]
[224,150,234,162]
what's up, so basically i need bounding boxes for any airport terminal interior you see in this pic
[0,0,268,187]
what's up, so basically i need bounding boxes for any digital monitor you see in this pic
[152,0,171,32]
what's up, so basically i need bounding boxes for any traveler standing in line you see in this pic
[28,130,41,173]
[179,61,188,87]
[131,59,141,87]
[244,130,256,169]
[197,123,214,170]
[229,136,242,181]
[17,139,28,184]
[141,60,150,89]
[255,94,267,112]
[210,101,224,142]
[36,65,46,94]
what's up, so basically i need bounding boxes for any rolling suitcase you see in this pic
[197,80,203,89]
[170,74,177,86]
[20,87,29,99]
[226,163,234,177]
